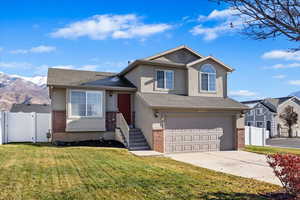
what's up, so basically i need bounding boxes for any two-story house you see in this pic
[242,96,300,137]
[47,45,248,153]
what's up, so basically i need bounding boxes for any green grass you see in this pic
[244,145,300,155]
[0,144,279,200]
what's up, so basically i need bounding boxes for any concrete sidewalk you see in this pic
[166,151,281,185]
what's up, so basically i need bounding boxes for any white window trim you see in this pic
[155,69,174,91]
[256,121,264,128]
[256,108,264,116]
[249,110,254,116]
[247,121,254,126]
[199,65,216,93]
[69,89,104,118]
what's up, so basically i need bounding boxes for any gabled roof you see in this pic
[10,104,50,113]
[119,59,186,76]
[119,45,235,75]
[47,68,136,91]
[144,45,203,61]
[241,96,295,113]
[138,92,249,110]
[187,56,234,72]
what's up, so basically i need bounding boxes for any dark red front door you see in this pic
[118,94,131,125]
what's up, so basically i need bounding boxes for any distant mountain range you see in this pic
[290,91,300,98]
[0,72,49,111]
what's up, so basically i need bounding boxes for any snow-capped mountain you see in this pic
[10,74,47,86]
[0,72,49,111]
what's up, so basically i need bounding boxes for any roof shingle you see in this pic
[47,68,136,90]
[138,92,248,110]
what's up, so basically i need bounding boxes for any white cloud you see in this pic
[0,61,32,68]
[50,14,171,40]
[267,63,300,69]
[50,65,75,69]
[262,50,300,61]
[207,8,239,20]
[50,64,99,71]
[79,65,98,71]
[10,45,56,54]
[272,75,286,79]
[30,45,56,53]
[191,8,244,41]
[288,80,300,85]
[229,90,258,97]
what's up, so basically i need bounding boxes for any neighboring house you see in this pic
[10,103,51,113]
[242,96,300,137]
[47,45,248,153]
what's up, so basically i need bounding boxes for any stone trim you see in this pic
[236,128,245,150]
[153,129,164,153]
[106,112,117,131]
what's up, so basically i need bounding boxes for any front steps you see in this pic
[129,128,150,150]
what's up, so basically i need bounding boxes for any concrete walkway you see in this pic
[130,150,163,157]
[166,151,281,185]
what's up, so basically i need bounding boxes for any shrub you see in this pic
[267,153,300,197]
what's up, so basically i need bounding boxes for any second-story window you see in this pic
[200,64,216,92]
[156,70,174,90]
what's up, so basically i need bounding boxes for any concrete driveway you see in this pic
[166,151,281,185]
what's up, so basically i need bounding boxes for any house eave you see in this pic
[47,84,137,92]
[119,59,186,76]
[149,105,250,111]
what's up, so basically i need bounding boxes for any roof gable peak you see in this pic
[144,45,203,62]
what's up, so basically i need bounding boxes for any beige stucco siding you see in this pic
[65,89,106,132]
[134,94,162,148]
[51,88,66,111]
[125,67,141,90]
[106,92,118,112]
[188,59,227,97]
[137,64,187,95]
[164,112,238,150]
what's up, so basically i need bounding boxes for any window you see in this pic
[248,110,254,116]
[256,121,264,128]
[156,70,174,90]
[247,122,253,126]
[70,90,103,117]
[256,108,263,115]
[200,64,216,92]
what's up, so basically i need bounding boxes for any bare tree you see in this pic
[279,105,298,137]
[213,0,300,50]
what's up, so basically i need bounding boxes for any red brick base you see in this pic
[52,111,66,133]
[236,128,245,150]
[153,129,164,153]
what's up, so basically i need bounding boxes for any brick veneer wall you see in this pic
[52,111,66,133]
[153,129,164,153]
[106,112,117,131]
[236,128,245,150]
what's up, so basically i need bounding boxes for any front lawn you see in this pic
[0,144,279,200]
[244,145,300,155]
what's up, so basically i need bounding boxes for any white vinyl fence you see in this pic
[0,112,51,144]
[245,126,270,146]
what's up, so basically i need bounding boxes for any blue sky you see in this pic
[0,0,299,100]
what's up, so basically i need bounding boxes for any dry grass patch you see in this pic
[244,145,300,155]
[0,144,280,200]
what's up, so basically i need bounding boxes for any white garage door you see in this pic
[165,115,234,153]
